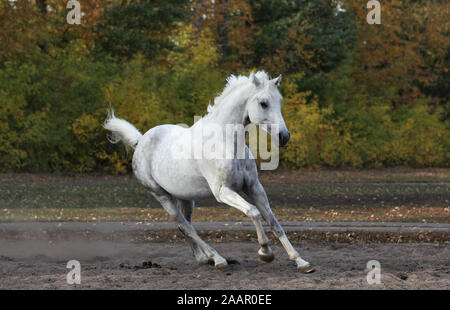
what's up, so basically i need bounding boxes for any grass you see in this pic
[0,169,448,223]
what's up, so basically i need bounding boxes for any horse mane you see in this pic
[207,71,270,114]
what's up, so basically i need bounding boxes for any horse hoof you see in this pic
[215,260,229,271]
[297,264,315,274]
[258,251,275,264]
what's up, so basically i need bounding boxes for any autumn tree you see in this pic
[95,0,190,61]
[192,0,254,71]
[346,0,449,108]
[250,0,357,74]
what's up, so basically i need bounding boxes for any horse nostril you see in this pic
[278,132,290,146]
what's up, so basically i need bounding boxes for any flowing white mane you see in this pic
[207,71,270,114]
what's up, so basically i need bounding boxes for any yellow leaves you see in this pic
[167,24,220,72]
[278,75,449,169]
[72,113,99,144]
[191,0,253,71]
[95,150,128,175]
[103,55,170,129]
[281,78,331,168]
[267,26,316,74]
[347,0,449,105]
[387,103,448,167]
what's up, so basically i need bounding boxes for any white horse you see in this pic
[104,71,314,272]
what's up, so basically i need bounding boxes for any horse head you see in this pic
[245,72,290,147]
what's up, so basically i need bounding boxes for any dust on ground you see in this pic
[0,239,448,289]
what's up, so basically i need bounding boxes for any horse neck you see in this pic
[202,84,251,127]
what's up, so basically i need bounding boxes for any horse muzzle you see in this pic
[278,131,290,147]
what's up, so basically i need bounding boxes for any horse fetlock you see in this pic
[194,253,210,265]
[294,256,308,266]
[190,245,209,264]
[288,251,301,262]
[283,246,301,262]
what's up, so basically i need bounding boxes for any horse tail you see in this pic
[103,109,142,149]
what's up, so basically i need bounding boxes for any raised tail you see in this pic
[103,109,142,149]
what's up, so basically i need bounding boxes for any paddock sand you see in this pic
[0,240,448,289]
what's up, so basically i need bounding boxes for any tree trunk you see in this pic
[218,0,230,58]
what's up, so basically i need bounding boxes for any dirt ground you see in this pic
[0,239,448,290]
[1,169,448,289]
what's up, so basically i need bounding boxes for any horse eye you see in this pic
[260,101,268,109]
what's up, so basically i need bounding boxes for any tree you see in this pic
[251,0,357,75]
[346,0,449,108]
[96,0,190,60]
[192,0,254,71]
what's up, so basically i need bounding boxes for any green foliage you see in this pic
[0,0,448,173]
[0,24,226,173]
[0,43,116,172]
[251,0,357,74]
[164,25,224,120]
[280,73,449,169]
[96,0,190,60]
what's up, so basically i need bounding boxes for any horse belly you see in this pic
[163,173,212,200]
[147,129,213,200]
[151,158,211,199]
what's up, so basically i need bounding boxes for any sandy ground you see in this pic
[0,239,448,290]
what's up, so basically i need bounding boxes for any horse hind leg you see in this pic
[151,190,228,269]
[133,163,225,268]
[178,199,210,265]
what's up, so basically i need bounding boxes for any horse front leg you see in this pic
[216,186,274,263]
[245,180,315,273]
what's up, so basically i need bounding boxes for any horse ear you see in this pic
[271,74,282,87]
[250,72,261,87]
